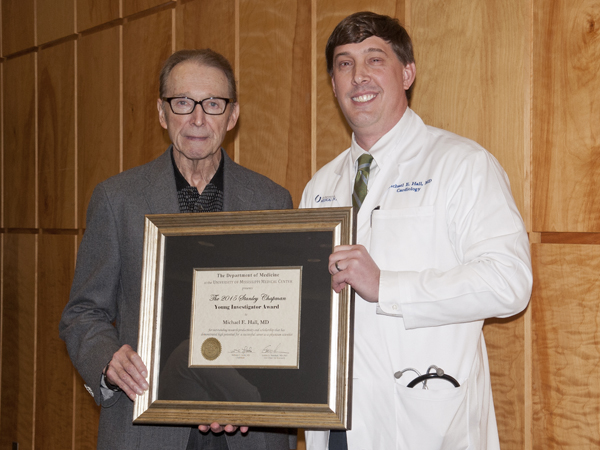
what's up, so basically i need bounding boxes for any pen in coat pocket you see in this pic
[370,206,381,228]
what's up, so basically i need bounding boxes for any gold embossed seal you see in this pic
[201,337,222,361]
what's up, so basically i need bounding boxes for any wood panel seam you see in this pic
[79,19,124,38]
[233,0,239,164]
[310,0,316,176]
[3,47,39,61]
[34,52,39,229]
[123,1,176,24]
[0,229,81,234]
[119,25,124,174]
[32,234,39,448]
[74,38,79,228]
[38,34,79,51]
[1,61,3,228]
[540,232,600,245]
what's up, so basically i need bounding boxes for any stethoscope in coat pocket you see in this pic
[394,365,460,389]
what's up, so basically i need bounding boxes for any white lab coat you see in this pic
[299,109,532,450]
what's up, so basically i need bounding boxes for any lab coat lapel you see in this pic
[332,155,354,207]
[354,109,423,236]
[357,108,428,231]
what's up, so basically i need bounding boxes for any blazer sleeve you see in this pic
[59,183,125,406]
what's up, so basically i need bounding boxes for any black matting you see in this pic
[158,230,332,405]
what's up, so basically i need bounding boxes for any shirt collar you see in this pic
[350,107,415,168]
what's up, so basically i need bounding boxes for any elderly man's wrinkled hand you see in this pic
[105,344,149,401]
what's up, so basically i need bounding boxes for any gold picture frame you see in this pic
[133,208,354,430]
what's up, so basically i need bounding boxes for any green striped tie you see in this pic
[352,153,374,211]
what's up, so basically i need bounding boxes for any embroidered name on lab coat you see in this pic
[390,178,432,193]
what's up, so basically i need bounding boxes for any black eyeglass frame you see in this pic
[162,96,236,116]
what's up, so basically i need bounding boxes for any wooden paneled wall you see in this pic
[1,0,599,449]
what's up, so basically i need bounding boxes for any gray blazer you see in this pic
[59,148,294,450]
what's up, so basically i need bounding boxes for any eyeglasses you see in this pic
[162,96,235,115]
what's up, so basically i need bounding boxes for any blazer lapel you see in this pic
[222,150,254,211]
[142,146,180,214]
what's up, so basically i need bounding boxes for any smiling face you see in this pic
[331,36,415,150]
[157,61,239,170]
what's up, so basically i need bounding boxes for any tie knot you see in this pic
[357,153,373,169]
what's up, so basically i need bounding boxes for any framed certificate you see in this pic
[133,208,354,430]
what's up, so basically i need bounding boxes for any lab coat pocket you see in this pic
[395,380,469,450]
[370,206,435,272]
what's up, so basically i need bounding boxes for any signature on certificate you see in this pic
[230,346,254,354]
[262,343,288,354]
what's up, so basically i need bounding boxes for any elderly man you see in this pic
[300,12,533,450]
[60,49,294,450]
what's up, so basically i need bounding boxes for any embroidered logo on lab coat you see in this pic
[314,195,338,203]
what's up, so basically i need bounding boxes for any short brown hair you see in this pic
[159,49,237,102]
[326,12,415,99]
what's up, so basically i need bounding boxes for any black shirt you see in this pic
[172,150,224,213]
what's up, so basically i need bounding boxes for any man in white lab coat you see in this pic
[300,11,533,450]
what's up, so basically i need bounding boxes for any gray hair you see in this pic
[159,49,237,102]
